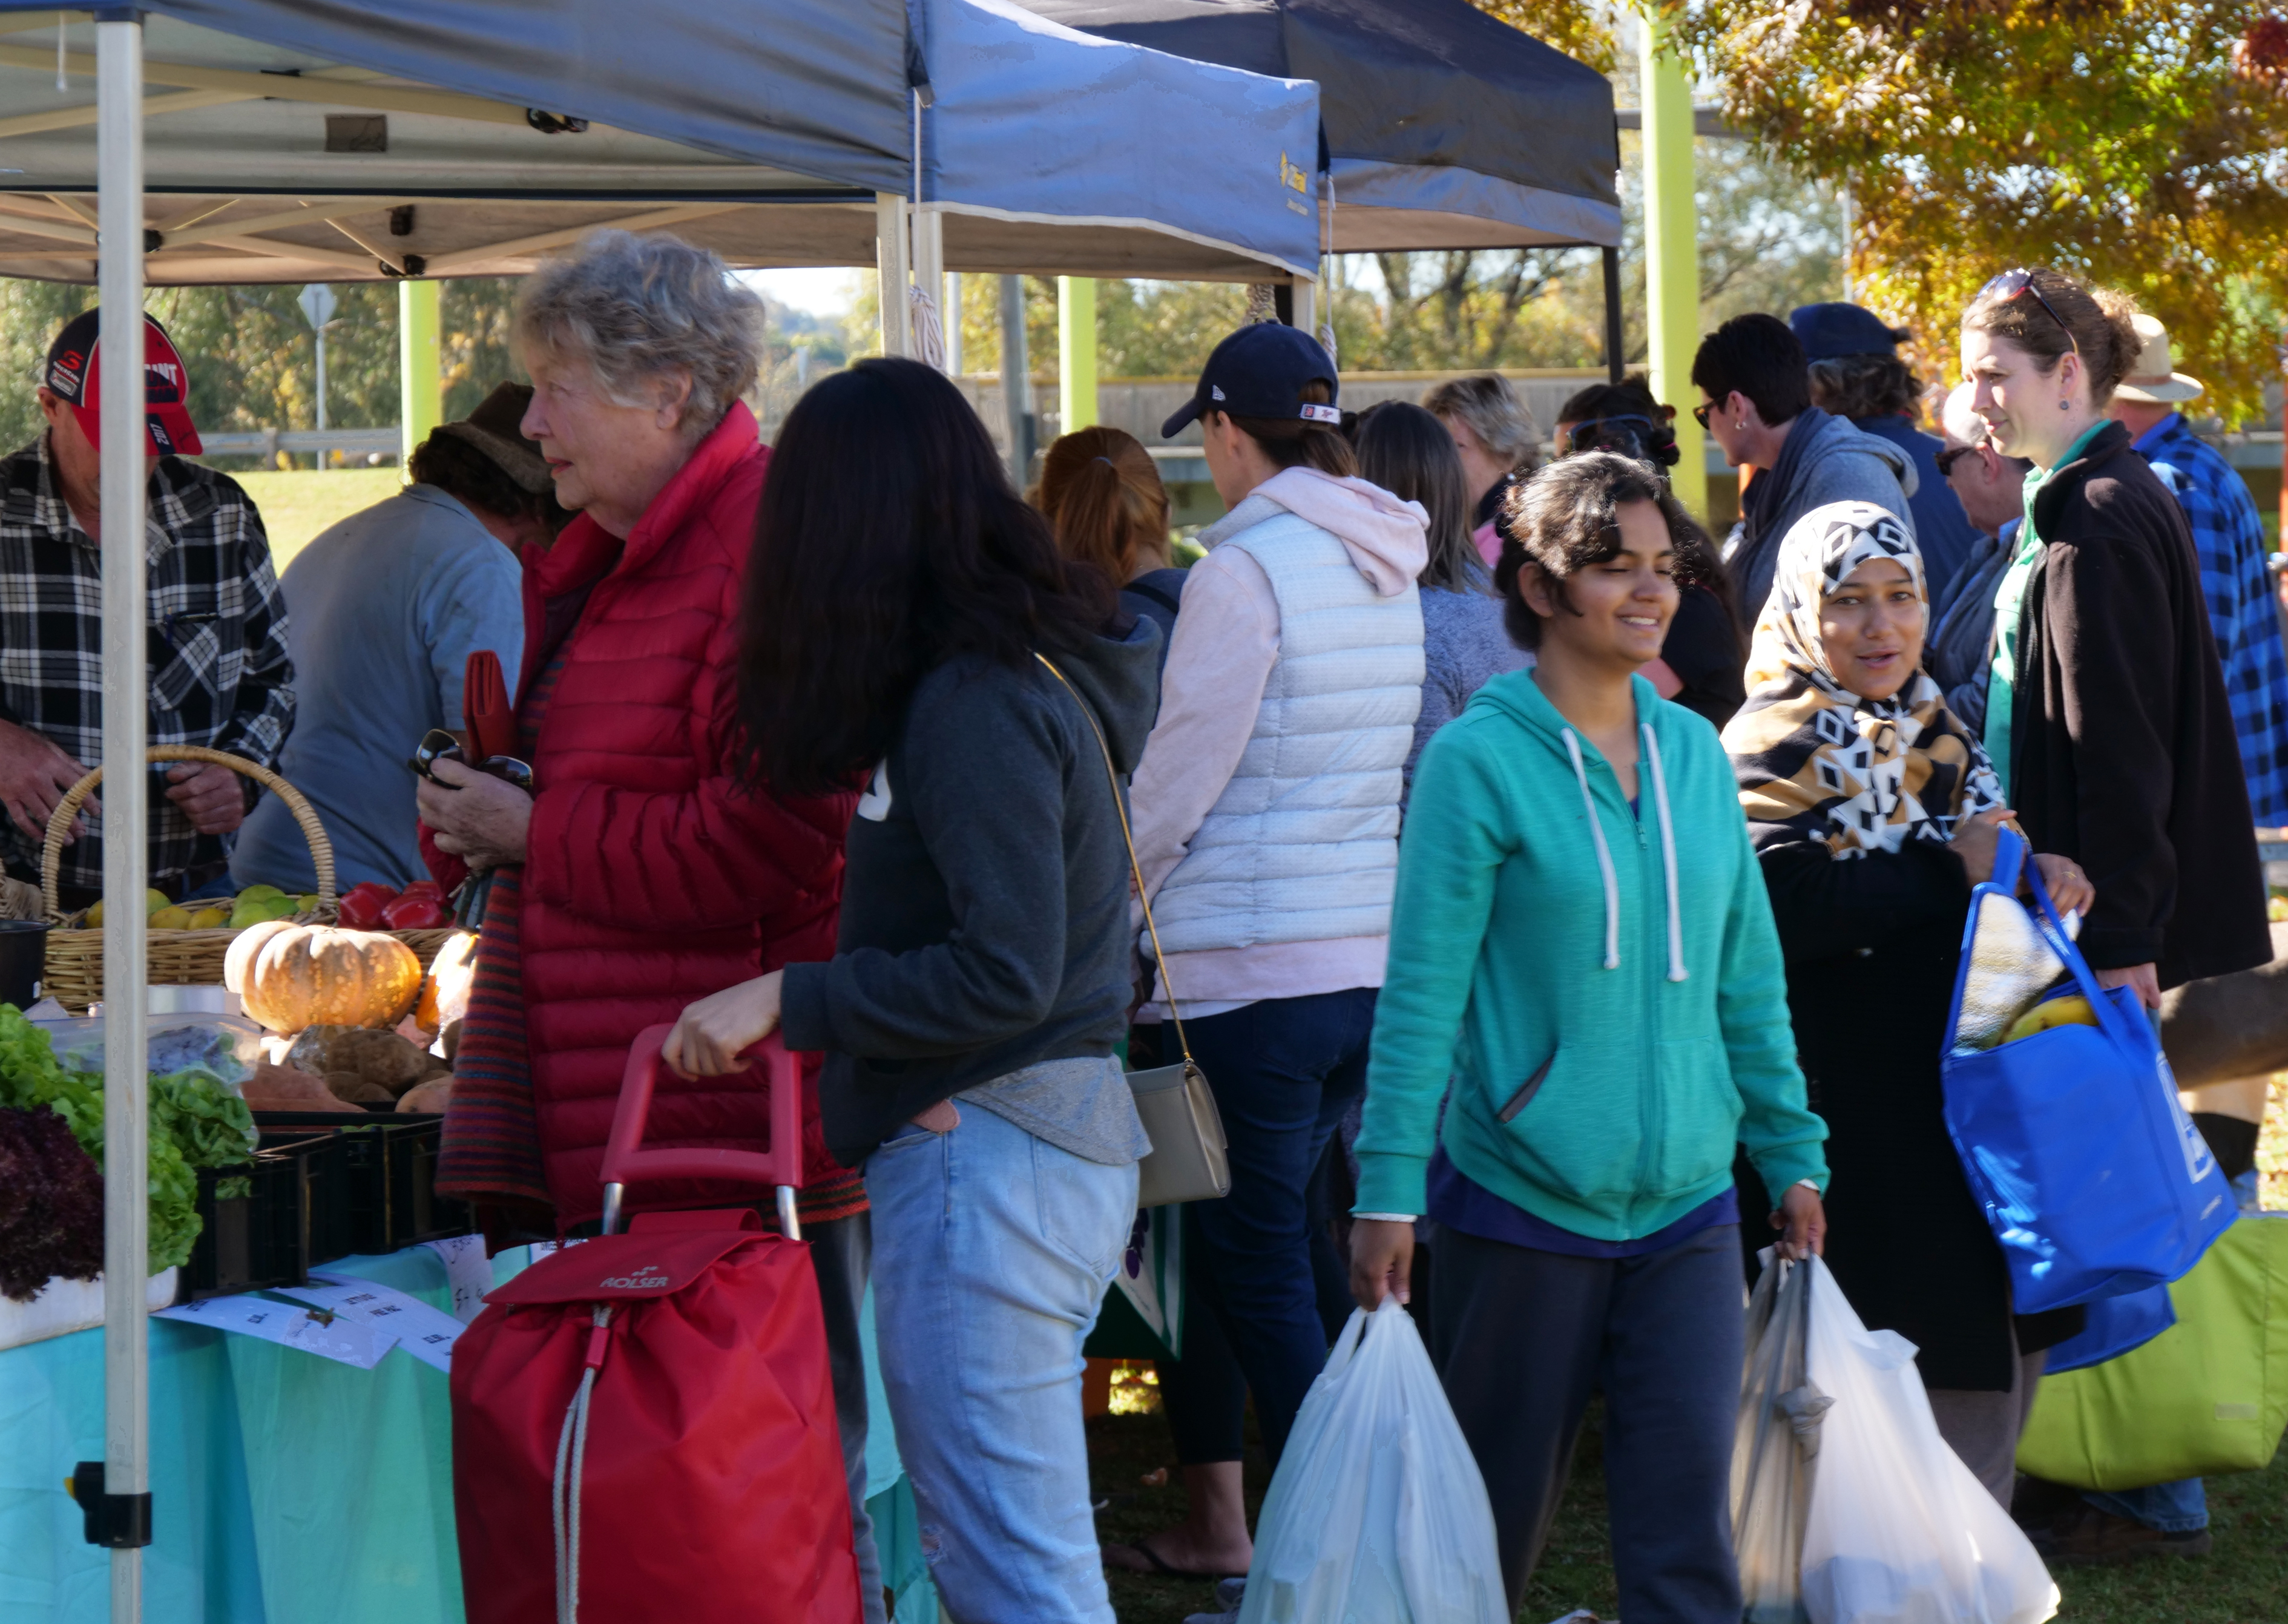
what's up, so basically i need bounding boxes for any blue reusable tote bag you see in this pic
[1938,833,2234,1313]
[2042,1283,2177,1373]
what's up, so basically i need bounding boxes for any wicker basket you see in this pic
[40,746,461,1013]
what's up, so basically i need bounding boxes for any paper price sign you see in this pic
[157,1294,398,1370]
[279,1271,469,1373]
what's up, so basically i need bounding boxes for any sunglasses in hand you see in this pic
[409,728,534,794]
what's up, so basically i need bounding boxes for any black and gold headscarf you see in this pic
[1720,502,2005,856]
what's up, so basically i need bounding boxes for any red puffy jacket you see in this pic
[427,405,857,1228]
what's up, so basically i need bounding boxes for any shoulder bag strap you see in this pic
[1034,653,1194,1069]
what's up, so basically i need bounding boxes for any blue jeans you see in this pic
[866,1105,1138,1624]
[1183,987,1376,1462]
[2087,1478,2208,1533]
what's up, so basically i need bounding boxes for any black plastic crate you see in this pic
[254,1114,472,1254]
[183,1131,351,1299]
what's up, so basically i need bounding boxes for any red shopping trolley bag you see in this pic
[450,1028,861,1624]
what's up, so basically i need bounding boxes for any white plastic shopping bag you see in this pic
[1733,1253,1828,1624]
[1237,1299,1507,1624]
[1799,1258,2058,1624]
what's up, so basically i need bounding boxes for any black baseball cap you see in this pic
[1788,301,1912,363]
[1161,323,1340,439]
[43,307,203,456]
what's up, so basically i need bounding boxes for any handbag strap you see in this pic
[1034,653,1194,1068]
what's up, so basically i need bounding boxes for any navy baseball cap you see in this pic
[1161,323,1340,439]
[1789,301,1912,363]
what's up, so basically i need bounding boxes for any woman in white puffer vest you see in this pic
[1123,323,1427,1545]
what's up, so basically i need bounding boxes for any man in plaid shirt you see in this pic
[0,308,294,907]
[2109,318,2288,829]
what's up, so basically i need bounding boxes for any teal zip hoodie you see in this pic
[1354,669,1828,1238]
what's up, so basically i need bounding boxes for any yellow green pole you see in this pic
[1058,276,1097,433]
[1639,9,1705,520]
[398,278,442,468]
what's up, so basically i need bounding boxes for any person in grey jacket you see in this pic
[1355,400,1528,802]
[1925,382,2033,734]
[1693,312,1918,633]
[665,357,1155,1624]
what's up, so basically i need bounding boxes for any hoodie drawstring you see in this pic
[1560,728,1622,970]
[1640,723,1688,982]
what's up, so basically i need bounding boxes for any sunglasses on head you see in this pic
[1977,268,2080,355]
[1933,444,1981,478]
[1565,414,1659,453]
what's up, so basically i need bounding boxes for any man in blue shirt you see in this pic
[2108,317,2288,829]
[231,385,558,892]
[1791,301,1984,605]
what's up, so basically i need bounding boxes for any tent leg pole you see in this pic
[999,274,1031,485]
[1638,7,1705,519]
[1291,276,1318,347]
[912,208,944,369]
[1057,277,1096,434]
[876,192,912,359]
[398,280,441,465]
[1602,245,1624,386]
[97,15,153,1619]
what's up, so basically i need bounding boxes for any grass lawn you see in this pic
[1087,1387,2288,1624]
[223,467,403,572]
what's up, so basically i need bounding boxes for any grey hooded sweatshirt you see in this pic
[783,617,1163,1165]
[1727,407,1919,634]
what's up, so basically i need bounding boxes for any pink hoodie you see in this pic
[1126,467,1429,1015]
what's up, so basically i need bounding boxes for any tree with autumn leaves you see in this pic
[1625,0,2288,426]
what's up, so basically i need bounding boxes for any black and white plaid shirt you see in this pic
[0,433,294,894]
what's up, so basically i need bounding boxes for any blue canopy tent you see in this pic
[0,2,1320,287]
[0,6,1316,1620]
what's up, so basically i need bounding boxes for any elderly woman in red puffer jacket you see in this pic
[415,230,879,1617]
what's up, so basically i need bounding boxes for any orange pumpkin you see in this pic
[224,920,424,1033]
[413,930,479,1035]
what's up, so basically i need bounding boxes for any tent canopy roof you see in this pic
[1022,0,1620,250]
[0,1,1320,283]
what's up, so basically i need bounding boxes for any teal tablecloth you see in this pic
[1,1244,932,1624]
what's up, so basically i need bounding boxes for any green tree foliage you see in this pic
[0,275,528,458]
[1657,0,2288,425]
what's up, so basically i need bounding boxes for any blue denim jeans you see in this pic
[866,1104,1138,1624]
[2087,1478,2208,1533]
[1182,987,1376,1462]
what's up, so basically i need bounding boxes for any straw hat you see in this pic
[430,381,553,493]
[2112,314,2204,405]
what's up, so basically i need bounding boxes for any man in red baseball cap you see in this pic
[0,306,294,909]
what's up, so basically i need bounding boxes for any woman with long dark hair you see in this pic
[1354,401,1527,803]
[664,357,1160,1624]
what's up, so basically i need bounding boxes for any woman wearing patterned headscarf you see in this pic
[1721,499,2094,1507]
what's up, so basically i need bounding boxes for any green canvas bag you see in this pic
[2017,1215,2288,1491]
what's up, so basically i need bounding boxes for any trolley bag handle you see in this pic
[599,1025,805,1238]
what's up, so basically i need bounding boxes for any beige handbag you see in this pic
[1036,654,1231,1206]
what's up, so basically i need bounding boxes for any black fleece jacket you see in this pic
[2011,421,2269,989]
[781,618,1162,1164]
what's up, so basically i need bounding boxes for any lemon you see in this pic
[238,883,286,903]
[85,898,104,927]
[297,893,322,913]
[143,887,171,916]
[150,905,192,930]
[2002,993,2100,1044]
[186,906,231,930]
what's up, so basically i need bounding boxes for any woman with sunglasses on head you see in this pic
[1554,378,1747,729]
[1962,268,2272,1564]
[1960,270,2268,1014]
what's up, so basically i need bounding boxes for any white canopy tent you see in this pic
[0,6,1320,1619]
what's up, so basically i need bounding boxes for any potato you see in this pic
[288,1024,433,1095]
[396,1076,453,1115]
[243,1060,362,1113]
[324,1070,394,1105]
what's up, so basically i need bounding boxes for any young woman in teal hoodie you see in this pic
[1350,451,1830,1620]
